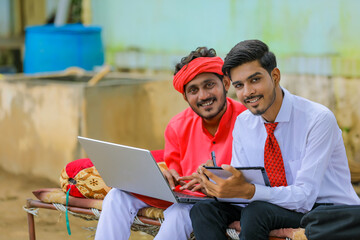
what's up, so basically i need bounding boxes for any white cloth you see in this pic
[95,188,193,240]
[231,88,360,213]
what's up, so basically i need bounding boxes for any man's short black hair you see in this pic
[222,40,277,79]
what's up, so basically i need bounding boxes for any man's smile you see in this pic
[198,98,216,107]
[244,95,262,105]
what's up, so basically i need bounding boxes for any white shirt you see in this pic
[231,88,360,213]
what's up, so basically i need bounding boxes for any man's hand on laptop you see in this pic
[162,169,186,190]
[177,159,214,193]
[177,174,202,192]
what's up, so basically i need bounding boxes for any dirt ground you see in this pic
[0,167,153,240]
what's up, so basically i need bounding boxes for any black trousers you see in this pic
[190,200,304,240]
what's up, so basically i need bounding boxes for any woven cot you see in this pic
[25,197,306,240]
[24,150,306,239]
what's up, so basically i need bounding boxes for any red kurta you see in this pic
[164,98,247,176]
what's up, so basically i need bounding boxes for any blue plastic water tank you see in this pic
[24,24,104,74]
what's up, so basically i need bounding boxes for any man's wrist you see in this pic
[245,183,255,199]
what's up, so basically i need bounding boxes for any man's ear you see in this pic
[271,68,281,86]
[223,75,231,91]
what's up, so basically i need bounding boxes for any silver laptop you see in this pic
[78,136,270,204]
[78,136,208,203]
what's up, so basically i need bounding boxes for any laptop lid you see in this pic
[77,136,178,203]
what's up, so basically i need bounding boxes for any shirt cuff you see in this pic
[250,184,271,202]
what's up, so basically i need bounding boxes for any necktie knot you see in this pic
[265,122,278,135]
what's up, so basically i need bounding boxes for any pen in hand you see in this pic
[211,151,217,167]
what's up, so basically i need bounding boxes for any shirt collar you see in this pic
[260,87,292,123]
[274,87,292,123]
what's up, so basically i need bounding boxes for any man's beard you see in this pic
[252,87,276,116]
[191,87,227,120]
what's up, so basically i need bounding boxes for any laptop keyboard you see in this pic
[174,191,206,199]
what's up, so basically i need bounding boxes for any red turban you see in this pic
[173,57,224,94]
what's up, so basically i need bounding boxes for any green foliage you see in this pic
[69,0,82,23]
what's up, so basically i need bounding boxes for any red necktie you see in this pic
[264,123,287,187]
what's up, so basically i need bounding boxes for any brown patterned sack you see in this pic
[60,158,111,199]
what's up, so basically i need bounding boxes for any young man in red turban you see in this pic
[95,47,246,240]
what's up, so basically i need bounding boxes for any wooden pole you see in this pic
[26,199,36,240]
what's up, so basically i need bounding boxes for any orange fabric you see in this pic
[131,193,173,209]
[173,57,224,93]
[151,149,165,163]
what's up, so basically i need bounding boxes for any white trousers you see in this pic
[95,188,193,240]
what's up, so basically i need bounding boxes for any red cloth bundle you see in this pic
[60,158,111,199]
